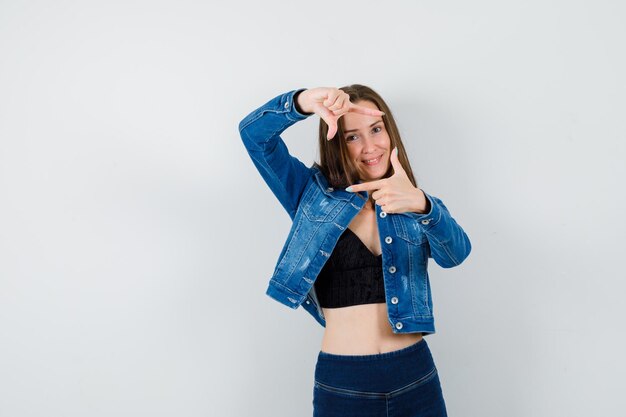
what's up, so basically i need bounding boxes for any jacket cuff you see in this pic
[403,190,441,229]
[238,88,312,134]
[292,88,315,118]
[286,88,312,121]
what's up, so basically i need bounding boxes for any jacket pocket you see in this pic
[301,187,342,222]
[391,214,425,245]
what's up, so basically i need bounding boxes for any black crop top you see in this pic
[313,227,386,308]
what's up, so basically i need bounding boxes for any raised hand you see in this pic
[345,148,430,214]
[296,87,385,140]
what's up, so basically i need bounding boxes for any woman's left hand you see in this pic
[345,148,430,214]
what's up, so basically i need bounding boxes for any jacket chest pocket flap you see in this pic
[301,187,342,222]
[391,215,425,245]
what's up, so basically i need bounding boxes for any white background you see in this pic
[1,1,625,416]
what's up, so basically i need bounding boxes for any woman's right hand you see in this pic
[296,87,385,140]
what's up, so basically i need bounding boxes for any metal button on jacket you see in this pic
[388,266,396,273]
[385,236,392,244]
[391,296,399,304]
[326,187,334,193]
[395,322,403,330]
[421,219,430,225]
[379,211,387,218]
[284,102,289,109]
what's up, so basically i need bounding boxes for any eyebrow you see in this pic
[343,120,383,134]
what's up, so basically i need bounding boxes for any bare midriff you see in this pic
[320,303,423,354]
[319,198,423,355]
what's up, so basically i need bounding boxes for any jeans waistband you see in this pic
[314,338,437,393]
[317,337,427,362]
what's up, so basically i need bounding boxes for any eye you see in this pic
[345,134,358,142]
[372,126,382,134]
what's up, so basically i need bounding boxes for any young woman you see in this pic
[238,85,471,417]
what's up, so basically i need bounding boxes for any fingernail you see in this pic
[395,147,398,155]
[345,186,353,192]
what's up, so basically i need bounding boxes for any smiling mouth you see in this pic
[362,154,383,166]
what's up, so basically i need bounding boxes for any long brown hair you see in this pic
[312,84,419,196]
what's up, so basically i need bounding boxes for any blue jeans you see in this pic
[312,338,448,417]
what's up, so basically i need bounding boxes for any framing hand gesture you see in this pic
[296,87,385,139]
[346,148,430,214]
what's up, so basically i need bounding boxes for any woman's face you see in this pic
[341,100,391,182]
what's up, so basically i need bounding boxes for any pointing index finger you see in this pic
[348,102,385,117]
[345,179,385,193]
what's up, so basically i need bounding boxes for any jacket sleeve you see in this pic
[404,191,472,268]
[238,89,314,220]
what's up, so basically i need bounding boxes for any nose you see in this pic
[362,134,378,153]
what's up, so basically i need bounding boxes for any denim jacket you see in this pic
[238,89,471,335]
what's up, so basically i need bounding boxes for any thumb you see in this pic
[326,119,338,139]
[390,147,405,176]
[314,103,338,140]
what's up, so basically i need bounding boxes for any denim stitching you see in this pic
[427,232,460,266]
[274,217,322,298]
[407,232,420,317]
[392,216,424,245]
[314,380,386,399]
[238,108,277,131]
[313,367,438,400]
[423,271,430,313]
[302,187,341,223]
[274,214,305,276]
[388,367,438,397]
[386,397,389,417]
[240,115,302,218]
